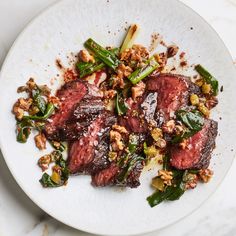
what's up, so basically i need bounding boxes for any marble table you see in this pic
[0,0,236,235]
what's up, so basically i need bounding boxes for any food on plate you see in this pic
[12,24,219,207]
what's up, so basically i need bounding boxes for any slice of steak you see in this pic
[91,163,120,187]
[170,119,218,170]
[146,73,200,125]
[68,112,116,174]
[118,97,148,133]
[44,80,87,140]
[44,81,103,141]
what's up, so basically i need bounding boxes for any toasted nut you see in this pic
[151,128,163,141]
[158,170,173,186]
[110,130,124,151]
[17,85,30,93]
[110,130,122,142]
[103,89,117,99]
[205,96,218,109]
[48,96,61,108]
[18,98,33,111]
[131,81,146,101]
[79,49,95,63]
[154,52,167,69]
[28,106,40,115]
[117,63,133,79]
[202,83,211,94]
[175,125,184,135]
[108,151,118,161]
[26,78,36,90]
[167,44,179,58]
[183,173,198,190]
[112,125,128,134]
[111,140,124,151]
[155,138,167,149]
[52,165,62,175]
[190,94,199,106]
[112,75,125,89]
[38,154,51,171]
[199,169,213,183]
[12,104,24,120]
[162,120,175,134]
[34,133,46,150]
[39,85,51,97]
[195,78,204,87]
[198,103,210,117]
[179,139,188,149]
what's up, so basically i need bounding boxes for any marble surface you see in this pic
[0,0,236,235]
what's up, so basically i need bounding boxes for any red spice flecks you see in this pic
[63,69,78,83]
[55,59,64,70]
[179,52,186,59]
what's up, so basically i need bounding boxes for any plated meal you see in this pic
[12,24,219,207]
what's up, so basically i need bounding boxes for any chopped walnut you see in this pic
[18,98,33,111]
[112,75,125,89]
[52,165,62,175]
[151,128,163,141]
[26,78,36,90]
[158,170,173,186]
[12,103,24,120]
[108,151,118,161]
[199,169,213,183]
[38,85,51,97]
[179,139,189,150]
[131,81,146,101]
[48,96,61,108]
[117,63,133,79]
[112,124,128,134]
[167,44,179,58]
[183,173,198,190]
[175,125,184,135]
[154,52,167,70]
[155,138,167,149]
[103,89,117,99]
[79,49,95,63]
[120,44,149,63]
[205,96,218,110]
[38,154,52,171]
[110,130,124,151]
[17,85,30,93]
[34,133,47,150]
[162,120,175,134]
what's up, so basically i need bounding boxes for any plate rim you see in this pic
[0,0,236,235]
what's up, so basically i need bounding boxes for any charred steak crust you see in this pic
[44,81,103,141]
[170,119,218,170]
[146,73,201,125]
[68,112,117,174]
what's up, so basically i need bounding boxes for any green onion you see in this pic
[16,119,34,143]
[195,64,219,95]
[77,61,105,78]
[120,24,139,53]
[115,92,128,116]
[84,38,120,70]
[128,57,159,84]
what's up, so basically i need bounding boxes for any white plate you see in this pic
[0,0,236,235]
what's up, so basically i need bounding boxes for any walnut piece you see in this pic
[155,138,167,149]
[112,125,128,134]
[38,154,51,171]
[26,78,36,90]
[79,49,95,63]
[103,89,117,99]
[110,130,124,151]
[12,103,24,120]
[34,133,47,150]
[184,173,198,190]
[199,169,213,183]
[158,170,173,186]
[162,120,175,134]
[131,81,146,101]
[117,63,133,79]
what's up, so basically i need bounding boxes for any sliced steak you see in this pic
[44,80,87,140]
[146,73,200,125]
[44,80,103,140]
[118,97,148,133]
[170,119,218,170]
[68,112,116,174]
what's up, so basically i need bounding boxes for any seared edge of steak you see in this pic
[170,119,218,170]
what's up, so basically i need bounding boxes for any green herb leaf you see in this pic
[23,103,55,121]
[32,87,47,114]
[128,134,138,154]
[39,173,59,187]
[195,64,219,95]
[115,93,128,116]
[16,119,34,143]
